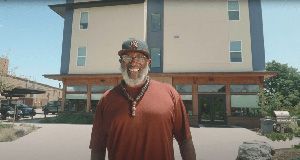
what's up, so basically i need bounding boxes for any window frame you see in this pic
[79,11,89,30]
[150,13,161,32]
[77,46,87,67]
[229,40,243,63]
[228,0,240,21]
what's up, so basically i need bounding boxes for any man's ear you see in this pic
[148,59,152,66]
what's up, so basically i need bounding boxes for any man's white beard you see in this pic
[121,65,149,87]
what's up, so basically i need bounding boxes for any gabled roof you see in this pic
[49,0,145,18]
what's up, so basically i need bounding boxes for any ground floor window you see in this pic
[230,95,260,117]
[91,93,103,112]
[181,95,193,115]
[175,84,193,115]
[65,94,87,112]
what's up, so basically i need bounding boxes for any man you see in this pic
[90,38,196,160]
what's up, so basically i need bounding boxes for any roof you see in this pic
[5,75,61,90]
[49,0,145,18]
[2,87,46,98]
[43,71,277,81]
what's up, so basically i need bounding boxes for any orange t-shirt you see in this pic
[89,80,192,160]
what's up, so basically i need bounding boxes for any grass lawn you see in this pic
[0,123,39,142]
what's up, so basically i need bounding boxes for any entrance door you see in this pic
[198,94,226,124]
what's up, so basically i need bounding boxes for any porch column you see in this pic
[86,84,91,112]
[226,83,231,116]
[192,83,198,126]
[61,84,66,112]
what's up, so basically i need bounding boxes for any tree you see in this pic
[261,60,300,116]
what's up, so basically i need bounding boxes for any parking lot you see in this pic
[1,122,300,160]
[1,108,56,123]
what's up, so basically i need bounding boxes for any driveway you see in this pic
[0,124,300,160]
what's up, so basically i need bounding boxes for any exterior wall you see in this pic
[68,3,145,74]
[163,0,253,72]
[0,58,9,75]
[248,0,265,71]
[1,75,62,107]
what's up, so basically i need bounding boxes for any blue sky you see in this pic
[0,0,299,88]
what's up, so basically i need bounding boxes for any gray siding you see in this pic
[60,7,73,74]
[147,0,163,72]
[249,0,265,71]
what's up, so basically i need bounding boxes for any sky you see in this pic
[0,0,300,88]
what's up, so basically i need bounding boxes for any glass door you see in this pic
[198,94,226,124]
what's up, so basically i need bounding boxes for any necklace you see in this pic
[120,76,150,117]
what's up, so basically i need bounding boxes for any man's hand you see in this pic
[179,139,196,160]
[91,149,106,160]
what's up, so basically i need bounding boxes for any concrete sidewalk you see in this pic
[0,123,300,160]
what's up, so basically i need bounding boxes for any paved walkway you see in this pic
[0,123,300,160]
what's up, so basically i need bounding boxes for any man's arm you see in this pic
[91,149,106,160]
[179,139,196,160]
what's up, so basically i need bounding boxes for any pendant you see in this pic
[131,101,137,117]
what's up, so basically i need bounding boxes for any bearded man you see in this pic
[90,38,196,160]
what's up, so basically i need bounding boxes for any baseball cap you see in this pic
[118,38,150,58]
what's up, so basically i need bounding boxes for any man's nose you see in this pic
[129,57,139,64]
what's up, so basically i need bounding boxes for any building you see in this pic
[0,57,62,107]
[45,0,276,128]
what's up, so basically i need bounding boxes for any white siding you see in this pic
[69,3,146,74]
[163,0,253,72]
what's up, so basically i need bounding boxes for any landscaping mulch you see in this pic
[272,148,300,160]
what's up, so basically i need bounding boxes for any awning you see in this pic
[43,71,277,81]
[2,87,46,98]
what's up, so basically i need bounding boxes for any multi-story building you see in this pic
[0,57,62,107]
[46,0,276,128]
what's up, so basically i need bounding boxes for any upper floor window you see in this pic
[80,12,88,29]
[151,13,161,32]
[228,0,239,20]
[77,47,86,66]
[230,41,242,62]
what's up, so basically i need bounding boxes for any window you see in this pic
[66,85,87,92]
[175,84,193,115]
[230,84,260,117]
[228,0,239,20]
[65,85,87,112]
[80,12,88,29]
[151,13,161,32]
[91,85,114,93]
[77,47,86,66]
[150,48,161,68]
[91,85,114,112]
[231,95,260,117]
[230,41,242,62]
[175,84,192,93]
[230,85,259,93]
[198,85,225,93]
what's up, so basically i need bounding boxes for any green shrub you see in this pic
[0,123,13,129]
[39,112,94,124]
[293,127,300,137]
[265,132,294,141]
[289,156,300,160]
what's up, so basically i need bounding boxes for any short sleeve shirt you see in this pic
[89,80,192,160]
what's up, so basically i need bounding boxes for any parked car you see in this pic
[43,101,61,115]
[16,104,36,118]
[0,104,22,120]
